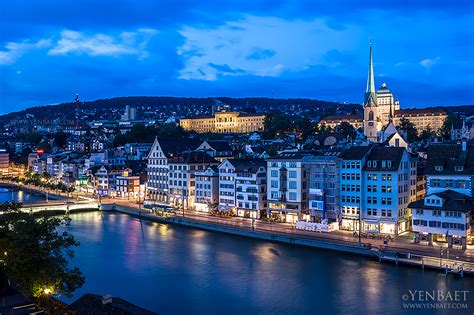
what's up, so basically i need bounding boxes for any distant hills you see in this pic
[0,96,473,125]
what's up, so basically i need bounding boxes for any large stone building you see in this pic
[319,42,448,141]
[180,111,265,133]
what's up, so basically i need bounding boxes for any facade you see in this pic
[303,150,342,223]
[362,147,412,234]
[393,108,447,133]
[180,111,265,133]
[218,159,237,212]
[0,148,9,177]
[266,153,309,223]
[339,146,372,231]
[319,115,363,130]
[146,137,200,204]
[235,160,267,218]
[168,151,219,210]
[194,166,219,212]
[116,170,141,198]
[408,143,473,248]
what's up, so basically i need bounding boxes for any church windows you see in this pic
[369,111,374,121]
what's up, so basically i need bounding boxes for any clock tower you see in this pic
[363,40,382,142]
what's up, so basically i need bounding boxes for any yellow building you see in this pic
[393,108,447,132]
[180,111,265,133]
[319,115,364,130]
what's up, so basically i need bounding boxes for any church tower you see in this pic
[363,40,382,142]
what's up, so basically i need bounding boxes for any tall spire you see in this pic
[366,38,375,93]
[364,37,377,107]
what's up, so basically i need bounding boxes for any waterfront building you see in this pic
[0,147,9,177]
[180,111,265,133]
[217,159,237,212]
[194,166,219,212]
[146,137,200,204]
[362,147,413,234]
[90,165,127,196]
[303,150,342,223]
[339,146,372,231]
[116,170,141,199]
[266,152,310,223]
[235,159,267,218]
[168,151,219,210]
[408,142,473,248]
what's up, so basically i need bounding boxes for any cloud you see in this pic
[0,39,51,65]
[48,28,158,58]
[419,57,440,68]
[177,15,361,80]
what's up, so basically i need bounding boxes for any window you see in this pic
[289,171,297,178]
[415,209,423,215]
[455,166,463,172]
[289,192,297,201]
[271,180,278,188]
[271,170,278,177]
[289,181,297,189]
[369,110,374,121]
[435,165,443,171]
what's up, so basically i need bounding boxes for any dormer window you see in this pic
[455,166,464,172]
[382,161,386,168]
[387,161,392,168]
[435,165,443,171]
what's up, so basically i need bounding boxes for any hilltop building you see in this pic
[180,111,265,133]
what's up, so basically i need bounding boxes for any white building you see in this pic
[146,137,200,204]
[218,159,237,212]
[409,142,473,248]
[194,166,219,212]
[266,153,310,223]
[168,151,219,210]
[362,146,412,235]
[235,160,267,218]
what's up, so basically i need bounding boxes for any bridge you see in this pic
[19,200,100,214]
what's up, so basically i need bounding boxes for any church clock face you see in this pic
[368,122,374,126]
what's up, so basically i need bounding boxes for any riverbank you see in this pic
[104,204,473,276]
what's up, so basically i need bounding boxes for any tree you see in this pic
[0,202,84,298]
[53,132,69,148]
[397,117,418,142]
[419,125,435,142]
[337,122,356,140]
[441,114,460,139]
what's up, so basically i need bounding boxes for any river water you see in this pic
[0,185,50,203]
[59,212,472,315]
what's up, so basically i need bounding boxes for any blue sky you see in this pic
[0,0,473,114]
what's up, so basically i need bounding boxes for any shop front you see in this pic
[341,218,359,231]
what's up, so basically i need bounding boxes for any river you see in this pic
[60,212,472,315]
[0,185,51,203]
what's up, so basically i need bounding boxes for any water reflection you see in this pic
[61,212,472,315]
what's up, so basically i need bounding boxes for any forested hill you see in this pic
[0,96,361,122]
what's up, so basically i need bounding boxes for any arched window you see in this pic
[369,110,374,121]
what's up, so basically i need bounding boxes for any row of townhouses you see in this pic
[146,137,473,248]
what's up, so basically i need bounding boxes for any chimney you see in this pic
[462,140,467,152]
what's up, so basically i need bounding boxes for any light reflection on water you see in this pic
[61,212,472,315]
